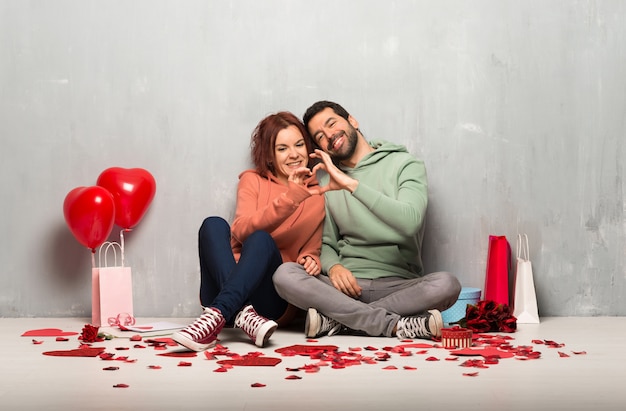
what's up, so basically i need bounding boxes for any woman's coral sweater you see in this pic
[230,170,325,268]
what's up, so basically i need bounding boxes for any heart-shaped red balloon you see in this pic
[63,186,116,251]
[97,167,156,229]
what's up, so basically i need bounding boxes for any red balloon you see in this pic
[97,167,156,229]
[63,186,116,251]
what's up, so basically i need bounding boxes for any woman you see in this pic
[172,112,324,351]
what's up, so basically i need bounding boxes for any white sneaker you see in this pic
[396,310,443,340]
[305,308,342,338]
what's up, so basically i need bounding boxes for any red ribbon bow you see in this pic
[108,313,136,327]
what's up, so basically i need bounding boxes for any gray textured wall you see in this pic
[1,0,624,318]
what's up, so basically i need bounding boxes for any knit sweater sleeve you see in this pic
[231,172,312,244]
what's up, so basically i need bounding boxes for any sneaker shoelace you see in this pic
[319,314,342,336]
[182,310,220,339]
[237,308,267,336]
[401,316,428,338]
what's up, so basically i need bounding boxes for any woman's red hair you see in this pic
[250,111,314,177]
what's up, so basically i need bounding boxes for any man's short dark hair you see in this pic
[302,101,350,130]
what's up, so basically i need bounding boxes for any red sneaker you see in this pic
[172,307,225,351]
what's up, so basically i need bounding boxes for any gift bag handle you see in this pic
[97,241,125,268]
[516,234,530,261]
[89,229,127,268]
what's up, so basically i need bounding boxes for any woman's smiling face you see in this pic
[273,125,309,184]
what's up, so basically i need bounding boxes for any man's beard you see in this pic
[329,126,358,162]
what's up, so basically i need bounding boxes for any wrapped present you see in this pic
[441,327,473,349]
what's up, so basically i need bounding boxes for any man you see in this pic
[273,101,461,340]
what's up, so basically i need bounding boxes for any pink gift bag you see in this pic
[483,235,511,305]
[91,242,134,327]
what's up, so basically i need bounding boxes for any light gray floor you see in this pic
[2,317,625,411]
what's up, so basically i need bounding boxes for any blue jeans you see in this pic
[198,216,286,322]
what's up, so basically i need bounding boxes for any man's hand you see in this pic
[328,264,362,298]
[299,256,321,276]
[310,150,358,194]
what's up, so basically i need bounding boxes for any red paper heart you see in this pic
[22,328,79,337]
[397,343,435,349]
[274,344,339,355]
[43,347,106,357]
[285,375,302,380]
[217,357,282,367]
[146,338,178,346]
[449,347,515,359]
[157,351,198,357]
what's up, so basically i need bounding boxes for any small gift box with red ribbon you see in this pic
[441,326,473,349]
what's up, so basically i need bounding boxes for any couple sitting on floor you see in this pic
[172,100,461,351]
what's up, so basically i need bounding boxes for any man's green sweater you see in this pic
[320,140,428,280]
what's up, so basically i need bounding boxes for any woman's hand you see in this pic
[288,166,314,186]
[299,255,321,276]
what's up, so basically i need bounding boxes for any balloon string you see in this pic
[120,229,125,267]
[91,250,96,268]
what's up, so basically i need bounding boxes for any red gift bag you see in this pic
[483,235,511,305]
